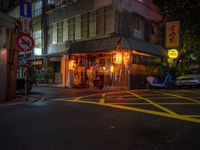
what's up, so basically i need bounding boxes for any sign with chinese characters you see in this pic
[21,17,30,33]
[32,60,43,66]
[168,49,179,59]
[166,21,180,48]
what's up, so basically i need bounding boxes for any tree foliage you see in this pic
[154,0,200,65]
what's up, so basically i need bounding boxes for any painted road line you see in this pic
[155,91,200,103]
[61,99,200,124]
[127,91,178,115]
[108,102,200,105]
[74,91,127,101]
[180,115,200,118]
[99,93,106,104]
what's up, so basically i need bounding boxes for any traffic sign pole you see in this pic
[24,50,28,101]
[19,0,33,101]
[16,33,35,101]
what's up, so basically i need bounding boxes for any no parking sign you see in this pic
[16,33,35,51]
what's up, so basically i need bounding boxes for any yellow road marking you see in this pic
[108,102,200,105]
[61,99,200,124]
[155,91,200,103]
[99,94,105,104]
[180,115,200,118]
[127,91,178,115]
[73,91,127,101]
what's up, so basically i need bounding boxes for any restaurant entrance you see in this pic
[66,51,131,89]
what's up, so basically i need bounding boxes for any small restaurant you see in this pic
[61,36,164,89]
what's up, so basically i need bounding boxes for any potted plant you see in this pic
[44,67,54,84]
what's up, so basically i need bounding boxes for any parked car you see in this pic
[176,68,200,87]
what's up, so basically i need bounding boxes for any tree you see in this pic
[154,0,200,66]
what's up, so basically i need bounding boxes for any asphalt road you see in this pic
[0,86,200,150]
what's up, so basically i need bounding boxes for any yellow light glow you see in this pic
[168,49,179,58]
[69,60,75,70]
[114,52,122,64]
[110,65,114,73]
[103,67,106,70]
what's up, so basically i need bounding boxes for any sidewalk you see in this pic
[0,93,43,107]
[36,84,66,88]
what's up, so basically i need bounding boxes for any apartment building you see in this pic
[7,0,165,89]
[43,0,164,89]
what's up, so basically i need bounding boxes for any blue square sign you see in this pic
[19,0,32,18]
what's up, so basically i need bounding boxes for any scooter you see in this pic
[146,72,176,89]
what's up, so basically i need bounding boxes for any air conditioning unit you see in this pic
[65,40,73,48]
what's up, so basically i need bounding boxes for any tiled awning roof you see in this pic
[67,36,165,57]
[120,38,165,57]
[68,36,120,53]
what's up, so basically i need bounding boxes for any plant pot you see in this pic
[48,79,53,84]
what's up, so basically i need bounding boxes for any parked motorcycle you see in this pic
[146,72,177,89]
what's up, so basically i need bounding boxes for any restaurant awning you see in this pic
[68,36,165,57]
[68,36,121,54]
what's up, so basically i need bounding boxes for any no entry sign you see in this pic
[16,33,35,51]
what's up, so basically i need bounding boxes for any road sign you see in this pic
[19,0,32,18]
[16,33,35,51]
[21,17,30,33]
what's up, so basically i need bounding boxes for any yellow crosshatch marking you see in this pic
[56,90,200,124]
[127,91,177,115]
[154,91,200,103]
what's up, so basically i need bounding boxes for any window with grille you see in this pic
[48,25,53,44]
[33,30,42,55]
[68,17,75,41]
[89,11,96,37]
[96,8,104,35]
[133,15,141,31]
[81,13,89,39]
[57,22,63,43]
[34,0,42,17]
[105,6,114,34]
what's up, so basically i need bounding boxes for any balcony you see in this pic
[114,0,162,22]
[46,0,79,14]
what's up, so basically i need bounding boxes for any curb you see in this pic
[0,95,44,107]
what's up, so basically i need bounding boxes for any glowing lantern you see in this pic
[168,49,179,58]
[69,60,75,70]
[114,52,122,64]
[110,65,114,73]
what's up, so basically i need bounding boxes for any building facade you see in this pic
[0,12,18,102]
[7,0,164,89]
[43,0,164,89]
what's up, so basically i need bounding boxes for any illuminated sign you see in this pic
[166,21,180,48]
[168,49,179,58]
[32,60,43,65]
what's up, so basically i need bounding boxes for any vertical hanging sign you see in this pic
[19,0,32,33]
[166,21,180,48]
[21,17,30,33]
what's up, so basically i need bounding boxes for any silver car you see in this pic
[176,68,200,86]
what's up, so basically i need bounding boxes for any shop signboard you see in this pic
[166,21,180,48]
[168,49,179,59]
